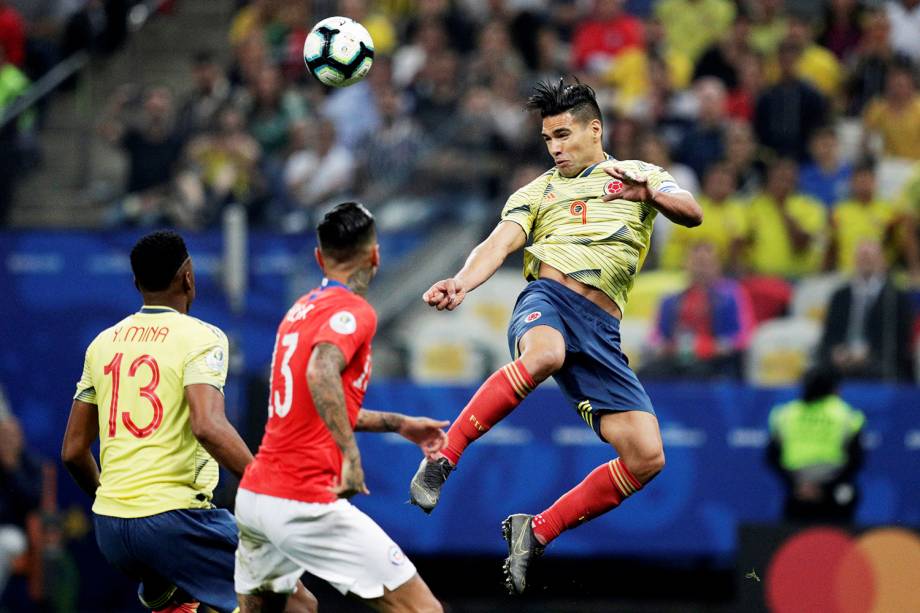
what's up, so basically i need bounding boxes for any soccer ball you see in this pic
[304,17,375,88]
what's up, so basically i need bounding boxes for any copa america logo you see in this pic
[604,180,624,195]
[525,311,542,323]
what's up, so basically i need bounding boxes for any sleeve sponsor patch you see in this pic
[330,311,357,335]
[204,347,226,373]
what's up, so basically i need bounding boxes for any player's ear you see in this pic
[314,247,325,272]
[592,118,602,141]
[370,244,380,268]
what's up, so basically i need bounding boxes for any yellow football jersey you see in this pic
[501,156,685,312]
[74,306,229,518]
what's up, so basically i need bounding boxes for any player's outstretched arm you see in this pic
[355,409,449,460]
[423,221,527,311]
[186,383,253,479]
[307,343,369,498]
[61,400,101,498]
[602,166,703,227]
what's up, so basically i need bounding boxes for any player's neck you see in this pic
[566,151,608,177]
[141,293,189,314]
[324,268,372,296]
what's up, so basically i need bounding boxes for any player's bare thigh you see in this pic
[364,573,442,613]
[518,325,566,382]
[599,410,666,484]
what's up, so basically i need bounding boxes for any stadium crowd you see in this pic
[4,0,920,381]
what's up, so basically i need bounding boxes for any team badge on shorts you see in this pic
[388,545,406,566]
[330,311,357,335]
[604,179,624,196]
[524,311,542,323]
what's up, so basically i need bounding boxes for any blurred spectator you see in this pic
[468,21,526,82]
[754,39,829,160]
[571,0,644,74]
[745,158,826,276]
[322,54,388,151]
[725,51,765,121]
[532,25,571,81]
[661,162,746,271]
[819,0,864,61]
[229,0,281,49]
[275,1,311,82]
[284,118,355,219]
[605,17,692,117]
[781,14,844,100]
[422,85,510,205]
[724,119,766,195]
[392,20,447,88]
[8,0,68,82]
[828,163,919,274]
[819,239,914,381]
[885,0,920,63]
[356,86,428,203]
[60,0,128,58]
[176,51,232,138]
[412,50,461,134]
[862,60,920,161]
[0,411,42,598]
[675,77,727,181]
[693,13,752,90]
[176,105,262,228]
[240,64,306,157]
[798,126,852,207]
[748,0,788,57]
[644,242,753,379]
[845,8,897,116]
[654,0,735,65]
[0,0,24,67]
[767,365,865,524]
[0,43,27,225]
[99,85,186,225]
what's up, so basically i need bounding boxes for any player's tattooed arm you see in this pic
[61,400,101,498]
[355,409,405,432]
[356,410,450,459]
[308,343,368,497]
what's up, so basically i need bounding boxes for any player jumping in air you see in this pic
[62,231,315,613]
[408,79,703,594]
[234,202,447,613]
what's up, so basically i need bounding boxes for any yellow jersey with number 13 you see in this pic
[501,156,686,313]
[74,306,229,518]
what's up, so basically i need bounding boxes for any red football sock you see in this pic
[441,360,535,465]
[532,458,642,545]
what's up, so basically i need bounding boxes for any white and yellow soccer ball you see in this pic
[304,17,375,87]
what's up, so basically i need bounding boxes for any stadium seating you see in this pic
[744,317,822,386]
[790,273,844,322]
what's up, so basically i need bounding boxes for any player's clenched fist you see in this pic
[422,278,467,311]
[601,165,655,203]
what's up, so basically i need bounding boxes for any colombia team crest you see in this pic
[604,179,624,196]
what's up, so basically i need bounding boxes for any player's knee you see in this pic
[521,346,565,381]
[624,445,665,484]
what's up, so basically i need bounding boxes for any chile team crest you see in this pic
[604,179,624,196]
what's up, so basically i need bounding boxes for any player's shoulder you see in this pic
[182,315,229,345]
[510,166,556,196]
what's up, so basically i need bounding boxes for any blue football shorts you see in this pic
[507,278,654,441]
[94,507,239,613]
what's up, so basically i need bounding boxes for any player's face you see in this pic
[541,112,602,178]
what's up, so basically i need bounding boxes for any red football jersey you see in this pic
[240,280,376,503]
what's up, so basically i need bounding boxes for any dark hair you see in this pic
[802,364,841,402]
[525,78,602,125]
[130,230,190,292]
[316,202,376,261]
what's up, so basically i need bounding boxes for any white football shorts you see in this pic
[234,488,417,598]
